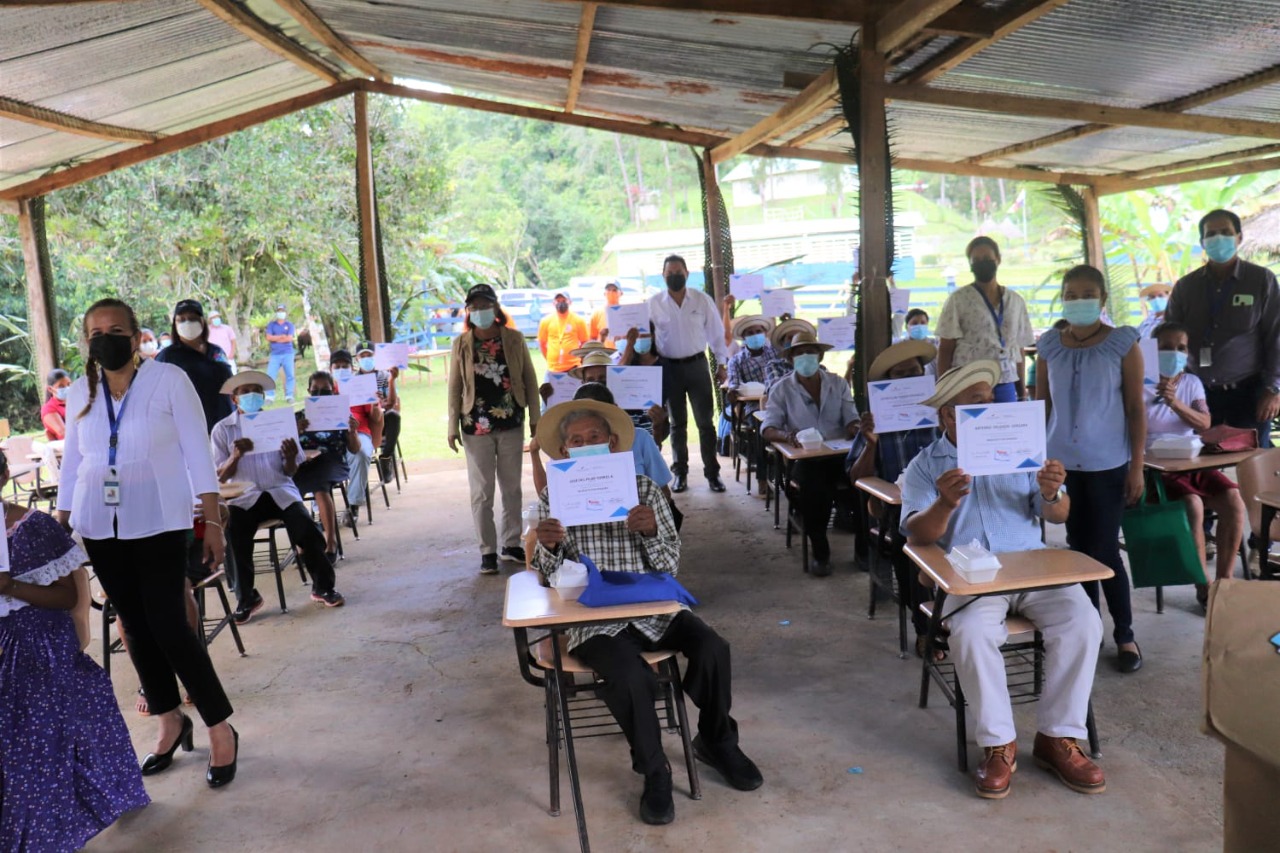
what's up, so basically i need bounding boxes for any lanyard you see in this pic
[103,371,136,467]
[973,284,1006,349]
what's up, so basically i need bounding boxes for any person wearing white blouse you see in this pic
[56,299,240,789]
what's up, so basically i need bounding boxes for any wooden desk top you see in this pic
[903,544,1113,597]
[1255,490,1280,510]
[855,476,902,505]
[502,569,682,629]
[219,481,250,499]
[1144,449,1257,473]
[772,440,850,461]
[734,393,765,403]
[752,411,765,423]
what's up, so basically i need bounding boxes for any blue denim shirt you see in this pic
[900,435,1047,553]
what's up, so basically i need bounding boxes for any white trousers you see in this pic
[945,584,1102,747]
[460,428,524,555]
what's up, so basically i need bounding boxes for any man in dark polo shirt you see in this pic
[1166,208,1280,447]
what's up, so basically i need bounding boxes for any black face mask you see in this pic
[555,302,569,314]
[971,259,998,284]
[665,273,686,292]
[89,333,135,371]
[310,389,332,397]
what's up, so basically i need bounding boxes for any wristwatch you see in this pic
[1041,487,1064,504]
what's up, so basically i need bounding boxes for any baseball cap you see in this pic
[604,282,620,292]
[465,283,497,306]
[330,349,353,365]
[174,299,204,318]
[356,341,375,356]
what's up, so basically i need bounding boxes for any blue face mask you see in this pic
[238,392,265,414]
[907,324,929,340]
[1203,234,1238,264]
[359,357,376,372]
[332,367,354,384]
[744,332,768,351]
[470,308,495,329]
[793,353,820,378]
[53,386,69,401]
[1148,296,1168,313]
[1158,350,1188,377]
[567,443,610,458]
[1062,298,1102,326]
[633,337,652,354]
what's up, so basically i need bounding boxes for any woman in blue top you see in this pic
[1035,265,1146,674]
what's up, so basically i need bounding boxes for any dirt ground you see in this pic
[90,457,1223,852]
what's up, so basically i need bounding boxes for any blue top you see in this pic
[266,319,296,356]
[900,435,1047,553]
[631,429,672,488]
[846,426,938,484]
[1037,325,1138,472]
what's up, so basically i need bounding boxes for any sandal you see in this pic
[136,688,150,716]
[915,635,947,662]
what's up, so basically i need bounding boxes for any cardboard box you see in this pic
[1202,579,1280,851]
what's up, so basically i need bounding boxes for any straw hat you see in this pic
[535,400,636,460]
[868,340,937,381]
[569,340,616,358]
[569,350,614,379]
[770,318,815,350]
[220,369,275,395]
[781,330,833,355]
[1139,283,1173,299]
[919,360,1000,409]
[731,314,774,340]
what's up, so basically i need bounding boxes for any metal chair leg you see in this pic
[546,677,561,817]
[267,529,288,613]
[214,580,247,656]
[665,659,701,801]
[954,679,968,773]
[1086,701,1101,759]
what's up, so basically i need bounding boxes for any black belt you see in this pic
[665,352,706,365]
[1206,377,1260,392]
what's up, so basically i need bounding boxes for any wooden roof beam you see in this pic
[759,144,1098,185]
[0,81,359,201]
[0,96,161,143]
[897,0,1074,85]
[1121,143,1280,182]
[787,114,844,147]
[273,0,390,82]
[877,0,964,55]
[887,82,1280,140]
[565,3,598,113]
[196,0,344,84]
[710,67,837,164]
[1096,154,1280,196]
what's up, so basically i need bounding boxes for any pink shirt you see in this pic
[207,323,236,359]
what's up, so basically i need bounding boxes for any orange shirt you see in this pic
[590,307,608,341]
[538,312,589,372]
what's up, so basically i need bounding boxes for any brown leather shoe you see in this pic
[1032,733,1106,794]
[975,741,1017,799]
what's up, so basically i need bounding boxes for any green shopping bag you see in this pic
[1121,476,1206,588]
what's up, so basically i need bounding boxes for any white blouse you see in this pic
[56,358,220,540]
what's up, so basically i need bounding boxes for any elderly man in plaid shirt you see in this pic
[532,400,763,826]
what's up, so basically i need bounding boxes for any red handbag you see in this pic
[1200,424,1258,454]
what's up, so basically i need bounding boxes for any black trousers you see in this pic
[84,530,234,726]
[663,355,719,478]
[1206,378,1273,448]
[794,456,845,562]
[228,493,335,603]
[380,409,402,458]
[1065,465,1134,645]
[573,612,736,776]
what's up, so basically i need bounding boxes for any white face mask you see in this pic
[176,320,203,341]
[140,341,159,355]
[275,311,287,321]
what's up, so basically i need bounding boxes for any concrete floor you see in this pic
[90,458,1223,852]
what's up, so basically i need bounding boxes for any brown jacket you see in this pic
[448,324,539,438]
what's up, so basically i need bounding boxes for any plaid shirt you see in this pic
[765,356,793,389]
[728,345,777,415]
[533,475,683,651]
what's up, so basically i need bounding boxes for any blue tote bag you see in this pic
[575,554,699,608]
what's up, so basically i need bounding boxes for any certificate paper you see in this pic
[605,302,650,335]
[817,316,857,350]
[374,342,410,370]
[304,394,352,431]
[240,407,301,454]
[730,273,765,300]
[1139,337,1159,389]
[545,371,581,407]
[606,365,663,410]
[547,452,640,527]
[867,375,938,434]
[956,400,1046,477]
[760,289,796,318]
[890,289,911,314]
[342,372,379,405]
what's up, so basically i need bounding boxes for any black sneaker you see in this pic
[693,734,763,791]
[479,554,499,575]
[232,591,264,625]
[639,763,674,825]
[310,589,345,608]
[500,545,526,564]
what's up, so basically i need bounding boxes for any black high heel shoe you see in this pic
[141,713,194,776]
[207,726,239,788]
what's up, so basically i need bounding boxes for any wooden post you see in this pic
[701,150,727,304]
[354,90,386,342]
[857,24,891,363]
[17,197,59,382]
[1080,186,1105,271]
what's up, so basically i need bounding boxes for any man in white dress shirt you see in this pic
[647,254,728,493]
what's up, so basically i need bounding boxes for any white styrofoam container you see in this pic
[947,543,1003,584]
[1150,436,1204,459]
[554,585,586,602]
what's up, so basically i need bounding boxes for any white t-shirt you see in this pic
[1146,372,1208,444]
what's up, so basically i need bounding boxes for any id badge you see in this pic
[1199,347,1213,368]
[103,467,121,507]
